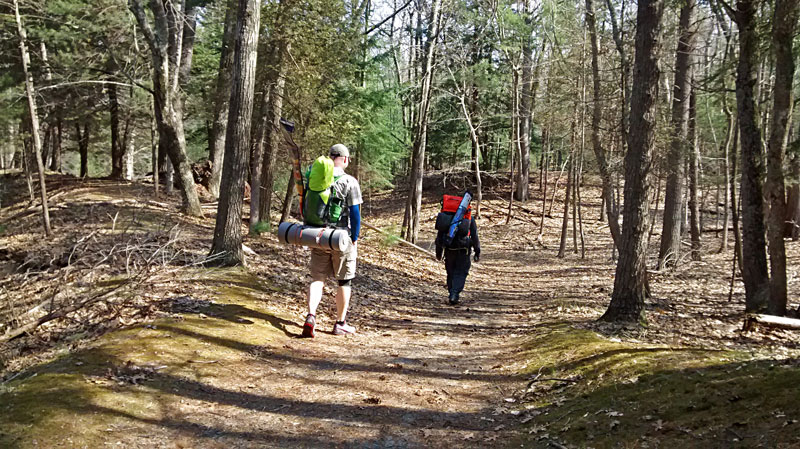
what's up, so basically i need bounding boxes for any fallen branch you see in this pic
[481,201,539,225]
[0,280,131,344]
[362,222,437,260]
[743,314,800,332]
[1,189,70,223]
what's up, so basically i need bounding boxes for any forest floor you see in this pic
[1,170,800,448]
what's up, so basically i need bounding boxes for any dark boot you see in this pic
[448,291,459,305]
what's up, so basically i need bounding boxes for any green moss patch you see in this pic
[515,324,800,448]
[0,267,297,448]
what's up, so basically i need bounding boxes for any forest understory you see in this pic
[1,170,800,448]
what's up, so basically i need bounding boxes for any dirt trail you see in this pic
[0,180,552,448]
[126,231,541,448]
[6,178,798,448]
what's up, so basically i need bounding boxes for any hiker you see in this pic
[302,144,362,337]
[435,194,481,305]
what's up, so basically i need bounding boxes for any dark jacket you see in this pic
[435,218,480,260]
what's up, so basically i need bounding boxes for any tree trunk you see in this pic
[208,0,238,199]
[601,0,664,323]
[21,119,35,202]
[151,100,159,196]
[730,117,743,269]
[179,3,198,86]
[734,0,770,312]
[647,170,662,249]
[48,120,60,172]
[586,0,621,247]
[125,129,134,180]
[403,0,442,243]
[458,85,482,217]
[765,0,798,315]
[129,0,202,216]
[209,0,261,266]
[123,86,135,180]
[280,172,294,223]
[41,123,52,170]
[720,105,734,252]
[558,154,573,258]
[14,0,51,236]
[576,139,586,258]
[605,0,630,155]
[257,40,290,228]
[786,138,800,240]
[657,0,695,269]
[76,122,90,178]
[688,86,701,261]
[109,83,124,179]
[506,69,519,225]
[515,0,536,202]
[248,84,272,230]
[538,121,550,240]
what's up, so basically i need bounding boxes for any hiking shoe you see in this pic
[302,314,316,338]
[333,321,356,336]
[448,293,459,305]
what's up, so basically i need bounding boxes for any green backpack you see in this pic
[302,156,344,227]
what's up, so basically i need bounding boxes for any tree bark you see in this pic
[76,122,90,178]
[586,0,621,247]
[209,0,261,266]
[150,99,159,196]
[109,83,125,179]
[256,39,290,228]
[515,0,537,202]
[403,0,442,243]
[688,86,701,261]
[457,83,482,217]
[179,3,198,86]
[601,0,665,323]
[41,123,52,170]
[558,153,573,258]
[248,82,272,230]
[280,172,294,223]
[764,0,798,316]
[14,0,51,236]
[658,0,695,269]
[730,117,743,269]
[129,0,202,216]
[208,0,238,199]
[719,102,734,252]
[604,0,630,155]
[786,138,800,240]
[733,0,770,312]
[52,119,62,172]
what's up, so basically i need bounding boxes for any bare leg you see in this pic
[335,285,351,322]
[308,281,324,315]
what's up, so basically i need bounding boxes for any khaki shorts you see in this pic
[309,244,357,281]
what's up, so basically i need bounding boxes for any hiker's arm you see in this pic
[471,219,480,261]
[350,204,361,242]
[435,230,444,260]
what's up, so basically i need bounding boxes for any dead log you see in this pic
[481,199,540,224]
[743,314,800,332]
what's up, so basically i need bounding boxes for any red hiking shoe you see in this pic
[302,314,315,338]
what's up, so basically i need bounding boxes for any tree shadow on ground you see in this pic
[0,318,517,448]
[515,356,800,448]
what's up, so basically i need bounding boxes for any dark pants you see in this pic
[444,248,471,299]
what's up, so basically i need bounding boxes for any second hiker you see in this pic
[435,193,481,305]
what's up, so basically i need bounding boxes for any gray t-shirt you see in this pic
[331,167,362,230]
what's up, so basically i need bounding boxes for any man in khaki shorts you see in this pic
[302,144,362,337]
